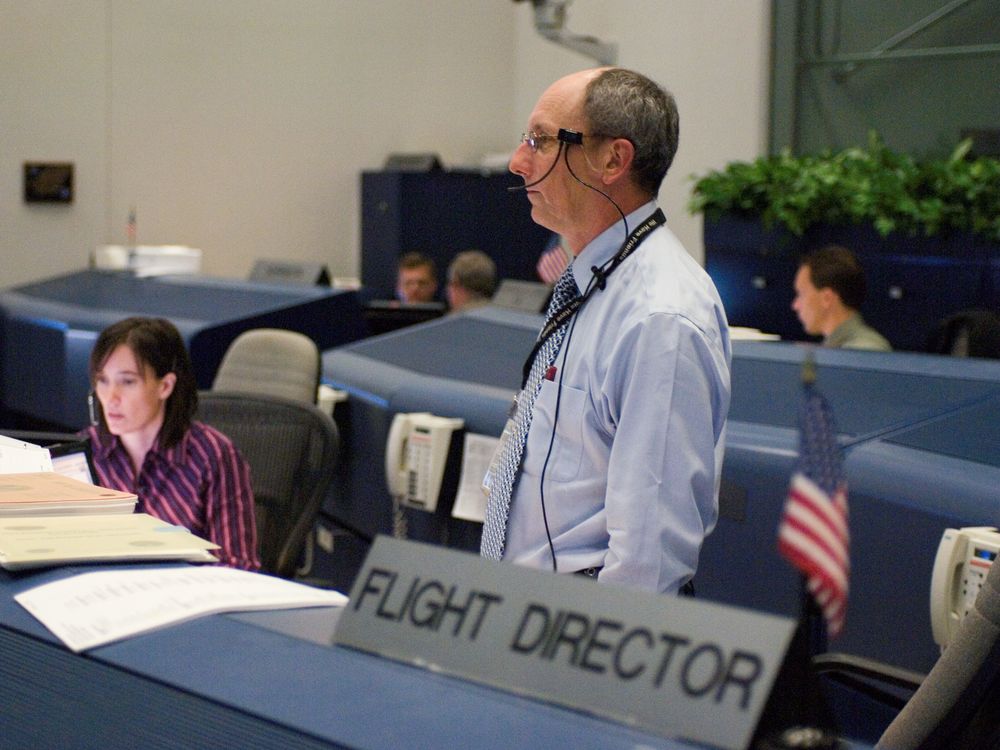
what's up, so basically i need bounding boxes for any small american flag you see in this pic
[126,207,137,246]
[536,237,570,285]
[777,370,850,639]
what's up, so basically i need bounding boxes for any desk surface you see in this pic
[6,269,337,322]
[0,563,704,750]
[325,306,540,394]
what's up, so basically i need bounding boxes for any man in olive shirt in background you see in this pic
[792,245,892,351]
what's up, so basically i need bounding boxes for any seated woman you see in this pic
[82,317,260,570]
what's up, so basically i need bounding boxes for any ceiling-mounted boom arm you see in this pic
[517,0,618,66]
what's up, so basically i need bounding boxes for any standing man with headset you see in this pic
[481,68,731,595]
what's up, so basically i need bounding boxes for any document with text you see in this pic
[16,566,349,652]
[451,432,499,523]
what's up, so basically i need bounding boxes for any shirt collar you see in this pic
[90,426,191,466]
[90,429,118,462]
[569,200,660,293]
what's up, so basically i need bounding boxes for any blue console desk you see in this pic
[321,306,538,545]
[699,344,1000,675]
[321,307,1000,678]
[0,563,708,750]
[0,270,366,429]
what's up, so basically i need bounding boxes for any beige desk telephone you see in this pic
[385,412,464,513]
[930,526,1000,650]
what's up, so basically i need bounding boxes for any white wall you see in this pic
[512,0,772,263]
[0,1,109,285]
[0,0,770,288]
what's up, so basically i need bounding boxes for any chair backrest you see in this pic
[196,391,339,578]
[212,328,321,404]
[877,555,1000,749]
[926,309,1000,359]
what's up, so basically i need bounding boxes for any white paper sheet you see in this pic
[0,435,52,474]
[15,566,348,652]
[451,432,499,523]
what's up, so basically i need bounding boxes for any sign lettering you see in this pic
[334,537,793,750]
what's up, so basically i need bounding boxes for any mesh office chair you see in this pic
[196,392,339,579]
[212,328,321,404]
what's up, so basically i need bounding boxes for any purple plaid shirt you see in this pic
[84,421,260,571]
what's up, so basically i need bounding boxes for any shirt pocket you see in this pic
[522,379,587,482]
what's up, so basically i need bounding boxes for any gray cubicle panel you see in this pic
[844,394,1000,671]
[698,343,1000,675]
[0,270,366,429]
[321,306,541,546]
[727,341,1000,438]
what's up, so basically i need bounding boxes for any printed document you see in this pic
[451,432,499,523]
[16,566,348,652]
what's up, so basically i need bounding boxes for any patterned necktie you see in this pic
[481,268,579,560]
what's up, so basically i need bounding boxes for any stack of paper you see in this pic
[0,472,137,516]
[0,513,219,570]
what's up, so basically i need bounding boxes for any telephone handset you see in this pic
[929,526,1000,650]
[385,412,464,513]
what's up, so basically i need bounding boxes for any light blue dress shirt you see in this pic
[503,201,732,594]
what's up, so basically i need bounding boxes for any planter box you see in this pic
[704,213,1000,352]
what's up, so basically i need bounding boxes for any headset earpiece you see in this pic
[557,128,584,145]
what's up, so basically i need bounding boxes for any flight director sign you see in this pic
[334,537,795,750]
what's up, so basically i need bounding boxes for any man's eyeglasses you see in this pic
[519,130,617,153]
[519,132,560,153]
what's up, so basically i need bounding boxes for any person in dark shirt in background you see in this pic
[83,317,260,570]
[395,251,439,304]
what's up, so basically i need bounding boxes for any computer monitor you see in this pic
[47,440,98,485]
[362,300,446,336]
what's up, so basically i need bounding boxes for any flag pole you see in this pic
[801,349,817,386]
[799,349,829,659]
[754,348,842,748]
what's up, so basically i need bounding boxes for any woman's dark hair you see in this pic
[88,317,197,448]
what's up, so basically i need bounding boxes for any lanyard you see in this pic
[521,208,666,387]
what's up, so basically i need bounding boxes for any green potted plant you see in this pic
[689,132,1000,242]
[686,134,1000,348]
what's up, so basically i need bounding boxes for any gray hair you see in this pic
[448,250,497,298]
[583,68,679,196]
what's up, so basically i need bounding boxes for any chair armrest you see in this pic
[813,652,925,711]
